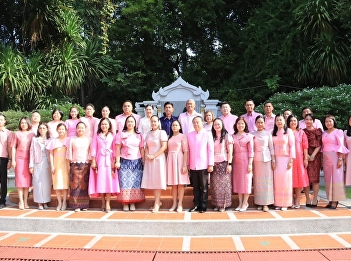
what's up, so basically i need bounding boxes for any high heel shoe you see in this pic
[311,200,318,208]
[177,206,183,213]
[152,204,160,213]
[169,204,177,212]
[129,204,135,211]
[325,201,332,208]
[330,201,339,209]
[239,204,249,212]
[61,203,67,211]
[123,204,129,212]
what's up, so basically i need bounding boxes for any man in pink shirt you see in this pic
[219,102,237,135]
[241,99,262,133]
[298,107,324,130]
[263,101,275,133]
[115,100,141,133]
[0,114,12,208]
[187,116,214,213]
[80,103,99,138]
[178,99,202,135]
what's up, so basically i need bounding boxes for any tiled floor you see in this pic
[1,232,351,251]
[1,205,351,252]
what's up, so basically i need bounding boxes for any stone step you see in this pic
[9,188,256,210]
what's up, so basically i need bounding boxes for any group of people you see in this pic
[0,98,350,213]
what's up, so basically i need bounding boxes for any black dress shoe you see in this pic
[0,203,5,209]
[325,201,332,208]
[306,203,311,207]
[189,206,199,212]
[200,208,206,213]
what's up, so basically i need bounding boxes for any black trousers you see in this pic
[190,169,208,209]
[0,158,8,204]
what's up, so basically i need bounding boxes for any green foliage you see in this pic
[256,84,351,129]
[1,103,84,131]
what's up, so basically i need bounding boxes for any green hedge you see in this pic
[1,103,84,131]
[254,84,351,130]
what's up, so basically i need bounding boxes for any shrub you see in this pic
[255,84,351,129]
[1,104,84,131]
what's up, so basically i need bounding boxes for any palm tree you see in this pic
[0,44,29,111]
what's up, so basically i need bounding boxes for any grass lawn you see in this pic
[320,186,351,199]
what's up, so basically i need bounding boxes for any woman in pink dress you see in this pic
[166,120,189,212]
[303,114,322,207]
[47,108,64,138]
[344,115,351,186]
[90,118,119,212]
[287,114,309,208]
[211,118,233,212]
[66,122,91,211]
[272,114,295,211]
[232,116,254,212]
[115,116,145,212]
[252,115,275,212]
[65,106,80,138]
[142,115,168,213]
[322,115,349,209]
[11,117,35,209]
[47,123,69,211]
[29,123,51,210]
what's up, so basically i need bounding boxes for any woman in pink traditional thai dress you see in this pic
[66,122,91,211]
[47,123,69,211]
[344,115,351,186]
[211,118,233,212]
[303,113,322,207]
[65,106,80,138]
[115,115,145,212]
[252,115,275,212]
[166,120,189,213]
[232,116,254,212]
[272,114,295,211]
[287,114,309,208]
[322,115,349,209]
[11,117,35,209]
[48,108,64,138]
[142,115,168,213]
[90,118,119,212]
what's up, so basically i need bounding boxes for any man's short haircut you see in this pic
[164,102,174,108]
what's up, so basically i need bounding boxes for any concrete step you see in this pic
[1,202,351,237]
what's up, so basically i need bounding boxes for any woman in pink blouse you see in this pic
[65,106,80,138]
[322,115,349,209]
[29,122,51,210]
[211,118,233,212]
[166,120,189,212]
[287,115,309,208]
[48,108,64,138]
[11,117,35,209]
[115,116,145,211]
[232,116,254,212]
[90,118,119,212]
[344,115,351,186]
[67,122,91,211]
[204,110,214,132]
[252,115,275,212]
[272,114,295,211]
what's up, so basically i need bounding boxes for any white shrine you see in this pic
[135,77,220,118]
